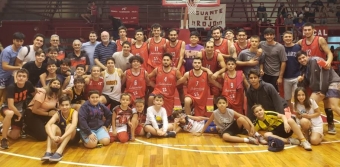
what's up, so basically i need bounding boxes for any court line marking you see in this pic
[135,139,297,154]
[0,150,120,167]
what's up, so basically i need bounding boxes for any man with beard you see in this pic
[196,41,226,101]
[165,29,186,107]
[122,56,150,105]
[94,31,117,70]
[147,23,168,75]
[15,33,44,66]
[148,53,182,117]
[82,31,100,73]
[177,57,219,117]
[116,26,134,52]
[210,26,237,59]
[131,29,148,70]
[297,22,335,134]
[259,28,287,92]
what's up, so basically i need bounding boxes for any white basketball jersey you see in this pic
[102,68,122,101]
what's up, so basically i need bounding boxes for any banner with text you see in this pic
[188,4,226,28]
[110,6,139,24]
[303,26,328,38]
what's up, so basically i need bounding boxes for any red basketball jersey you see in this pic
[116,38,132,52]
[124,69,147,99]
[234,41,251,55]
[301,36,327,59]
[202,50,219,73]
[153,67,177,97]
[166,40,183,67]
[214,39,229,55]
[85,77,104,97]
[148,38,166,68]
[186,70,209,116]
[131,42,149,69]
[221,71,244,114]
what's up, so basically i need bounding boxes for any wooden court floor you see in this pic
[1,108,340,167]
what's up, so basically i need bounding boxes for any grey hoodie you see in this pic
[246,80,285,121]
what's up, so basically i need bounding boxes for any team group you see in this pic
[0,22,338,161]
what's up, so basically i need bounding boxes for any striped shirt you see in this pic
[254,111,283,131]
[93,42,117,65]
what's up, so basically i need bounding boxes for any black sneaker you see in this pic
[49,152,63,162]
[41,152,53,161]
[166,131,176,138]
[0,138,9,149]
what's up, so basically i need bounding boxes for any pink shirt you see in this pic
[28,88,58,112]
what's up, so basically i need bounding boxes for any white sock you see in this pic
[254,132,261,137]
[244,138,249,143]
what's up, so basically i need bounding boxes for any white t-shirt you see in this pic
[112,51,133,72]
[102,68,122,101]
[17,45,36,63]
[145,106,168,132]
[296,99,323,128]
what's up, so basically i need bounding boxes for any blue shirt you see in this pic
[0,45,20,79]
[283,44,301,79]
[93,42,116,66]
[82,41,100,71]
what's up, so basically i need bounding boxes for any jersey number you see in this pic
[110,86,114,92]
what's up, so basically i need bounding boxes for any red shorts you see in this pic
[186,95,207,116]
[134,124,144,135]
[110,131,129,143]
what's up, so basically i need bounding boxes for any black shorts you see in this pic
[219,121,243,137]
[272,123,293,138]
[102,94,120,110]
[0,105,23,128]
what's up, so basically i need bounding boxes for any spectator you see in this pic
[309,7,316,23]
[319,5,328,24]
[257,3,267,22]
[82,31,100,73]
[284,14,294,31]
[109,16,122,40]
[312,0,323,12]
[302,1,311,21]
[81,1,97,23]
[336,7,340,23]
[44,34,65,61]
[278,3,288,18]
[294,17,305,41]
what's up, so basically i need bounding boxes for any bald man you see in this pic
[94,31,117,70]
[67,39,90,73]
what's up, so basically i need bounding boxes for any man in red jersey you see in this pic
[122,56,150,105]
[297,22,335,134]
[211,26,237,59]
[177,57,220,116]
[165,28,186,107]
[147,23,168,74]
[148,53,182,117]
[234,29,251,56]
[131,29,148,69]
[196,41,226,99]
[116,26,134,52]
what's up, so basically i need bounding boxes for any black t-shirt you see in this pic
[22,61,47,86]
[67,51,90,73]
[6,82,35,112]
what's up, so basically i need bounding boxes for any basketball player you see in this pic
[165,28,186,106]
[148,53,182,117]
[196,41,226,100]
[177,57,220,116]
[147,23,168,74]
[224,29,235,43]
[100,57,123,110]
[131,29,148,69]
[122,56,150,104]
[234,29,251,56]
[116,26,134,52]
[211,26,237,59]
[297,22,335,134]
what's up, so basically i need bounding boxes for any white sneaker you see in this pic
[301,140,312,151]
[288,137,300,145]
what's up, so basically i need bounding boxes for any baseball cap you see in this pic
[267,136,285,152]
